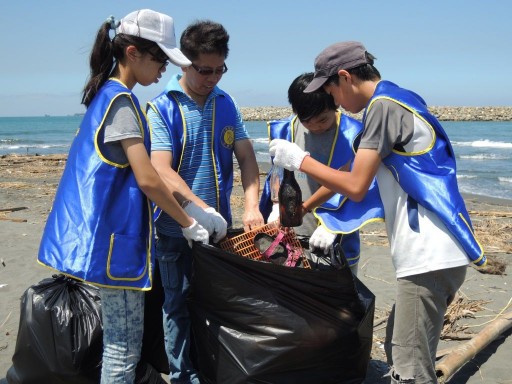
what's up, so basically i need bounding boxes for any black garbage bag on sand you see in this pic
[6,274,103,384]
[188,242,375,384]
[6,273,168,384]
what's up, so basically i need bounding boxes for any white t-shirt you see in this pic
[360,99,469,278]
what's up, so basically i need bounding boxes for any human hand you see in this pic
[267,204,280,224]
[205,207,228,243]
[242,208,264,232]
[183,201,215,236]
[269,139,309,171]
[309,225,337,254]
[181,219,209,248]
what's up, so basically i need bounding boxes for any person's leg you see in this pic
[156,234,200,384]
[384,266,466,384]
[100,287,144,384]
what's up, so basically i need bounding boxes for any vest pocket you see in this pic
[106,233,148,281]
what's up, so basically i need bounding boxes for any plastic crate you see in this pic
[219,221,311,269]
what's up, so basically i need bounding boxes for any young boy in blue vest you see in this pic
[146,20,264,384]
[260,72,383,275]
[269,41,485,384]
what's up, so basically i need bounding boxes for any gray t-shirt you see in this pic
[102,96,143,164]
[358,99,414,157]
[293,118,337,237]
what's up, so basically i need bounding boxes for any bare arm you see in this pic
[300,148,381,203]
[234,139,264,231]
[151,150,209,209]
[121,138,194,227]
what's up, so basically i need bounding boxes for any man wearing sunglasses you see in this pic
[147,20,263,384]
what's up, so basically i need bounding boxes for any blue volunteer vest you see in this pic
[366,80,485,267]
[147,91,236,227]
[38,79,154,289]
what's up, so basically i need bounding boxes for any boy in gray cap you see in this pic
[269,41,485,384]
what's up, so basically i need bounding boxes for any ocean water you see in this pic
[1,116,511,201]
[0,116,79,156]
[249,120,512,201]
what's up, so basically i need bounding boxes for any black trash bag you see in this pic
[188,242,375,384]
[7,274,103,384]
[7,272,169,384]
[306,242,348,271]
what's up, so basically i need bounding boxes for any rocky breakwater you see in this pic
[241,106,512,122]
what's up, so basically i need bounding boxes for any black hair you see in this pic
[180,20,229,61]
[81,21,163,107]
[288,72,337,122]
[326,52,381,87]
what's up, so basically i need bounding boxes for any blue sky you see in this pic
[1,0,510,117]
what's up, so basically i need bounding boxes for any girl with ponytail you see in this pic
[37,10,210,383]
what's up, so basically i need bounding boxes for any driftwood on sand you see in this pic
[0,207,28,222]
[436,311,512,383]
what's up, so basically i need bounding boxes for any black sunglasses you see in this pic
[147,50,169,69]
[191,63,228,76]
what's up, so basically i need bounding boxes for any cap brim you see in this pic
[303,76,329,93]
[158,44,192,67]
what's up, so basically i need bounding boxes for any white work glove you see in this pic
[181,219,209,248]
[267,204,280,223]
[269,139,309,171]
[205,207,228,243]
[183,201,215,236]
[309,225,337,255]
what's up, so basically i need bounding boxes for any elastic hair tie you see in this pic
[106,15,120,31]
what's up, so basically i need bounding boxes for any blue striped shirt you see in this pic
[148,74,249,237]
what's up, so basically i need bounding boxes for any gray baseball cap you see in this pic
[304,41,372,93]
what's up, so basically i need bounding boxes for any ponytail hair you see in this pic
[81,21,116,107]
[81,17,162,107]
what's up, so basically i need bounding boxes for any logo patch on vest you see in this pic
[221,126,235,148]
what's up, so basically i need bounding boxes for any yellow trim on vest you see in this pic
[93,82,144,169]
[313,209,384,235]
[367,96,436,156]
[36,260,152,291]
[291,112,340,167]
[290,115,297,142]
[327,112,341,167]
[106,233,149,282]
[458,212,486,266]
[210,98,221,212]
[169,93,188,175]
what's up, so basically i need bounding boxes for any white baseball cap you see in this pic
[117,9,191,67]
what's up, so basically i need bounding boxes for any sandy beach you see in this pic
[1,154,511,383]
